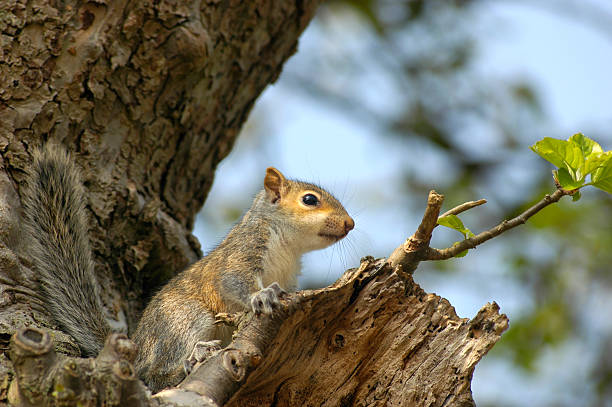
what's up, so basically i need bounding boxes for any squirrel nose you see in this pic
[344,218,355,234]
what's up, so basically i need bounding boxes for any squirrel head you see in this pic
[263,167,354,252]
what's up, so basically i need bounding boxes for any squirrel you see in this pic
[21,144,354,392]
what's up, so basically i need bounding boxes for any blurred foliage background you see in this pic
[195,0,612,405]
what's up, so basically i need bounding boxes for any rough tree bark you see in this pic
[1,0,320,373]
[0,1,508,406]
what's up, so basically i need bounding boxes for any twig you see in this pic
[438,199,487,220]
[425,188,571,260]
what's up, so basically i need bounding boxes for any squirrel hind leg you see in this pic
[183,340,222,375]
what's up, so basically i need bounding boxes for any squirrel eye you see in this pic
[302,193,319,206]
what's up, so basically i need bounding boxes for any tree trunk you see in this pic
[0,1,508,405]
[1,0,320,353]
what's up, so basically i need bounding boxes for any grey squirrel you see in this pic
[22,144,354,392]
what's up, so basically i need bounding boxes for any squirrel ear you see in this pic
[264,167,285,204]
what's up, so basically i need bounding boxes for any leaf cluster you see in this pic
[436,135,611,257]
[531,133,612,197]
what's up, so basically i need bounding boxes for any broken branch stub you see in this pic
[387,190,444,273]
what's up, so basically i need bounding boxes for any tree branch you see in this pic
[426,188,571,260]
[438,198,487,220]
[386,186,573,274]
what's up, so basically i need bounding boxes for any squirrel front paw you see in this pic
[250,282,287,315]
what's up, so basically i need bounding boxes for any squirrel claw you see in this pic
[183,340,222,375]
[250,282,287,315]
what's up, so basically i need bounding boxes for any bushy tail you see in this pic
[21,145,109,356]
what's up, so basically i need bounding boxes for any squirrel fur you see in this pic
[21,145,110,356]
[22,145,354,392]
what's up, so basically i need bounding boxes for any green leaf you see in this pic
[532,134,609,186]
[591,153,612,194]
[438,214,475,239]
[569,133,603,158]
[583,152,609,176]
[554,168,584,190]
[437,214,465,231]
[531,137,585,181]
[572,190,581,202]
[591,152,612,181]
[530,137,571,169]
